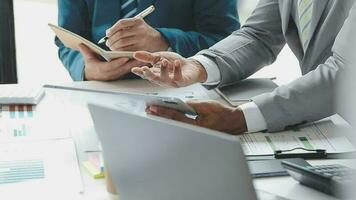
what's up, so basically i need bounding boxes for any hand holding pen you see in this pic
[98,5,169,52]
[98,5,155,44]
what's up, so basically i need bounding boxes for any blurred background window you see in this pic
[0,0,17,84]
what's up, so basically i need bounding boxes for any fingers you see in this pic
[173,60,183,81]
[96,59,141,81]
[133,51,161,64]
[106,28,137,47]
[131,67,145,77]
[78,44,96,60]
[107,36,139,51]
[106,59,141,80]
[160,59,171,82]
[115,45,142,52]
[104,57,130,71]
[186,100,221,115]
[132,66,160,81]
[131,57,183,87]
[146,105,196,125]
[107,18,143,37]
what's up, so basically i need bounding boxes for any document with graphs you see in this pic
[239,120,356,156]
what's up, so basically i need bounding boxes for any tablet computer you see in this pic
[123,93,197,116]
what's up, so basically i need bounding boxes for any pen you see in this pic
[98,5,155,44]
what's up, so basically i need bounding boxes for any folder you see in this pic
[216,78,278,106]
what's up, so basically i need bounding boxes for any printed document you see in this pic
[239,120,356,156]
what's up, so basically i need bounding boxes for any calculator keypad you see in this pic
[306,165,356,181]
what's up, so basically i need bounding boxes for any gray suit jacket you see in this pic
[198,0,355,132]
[334,2,356,127]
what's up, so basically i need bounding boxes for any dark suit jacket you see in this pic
[56,0,240,80]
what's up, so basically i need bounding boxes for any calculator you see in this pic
[282,161,356,198]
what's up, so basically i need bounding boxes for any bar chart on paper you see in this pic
[0,105,35,119]
[0,159,45,184]
[0,105,35,141]
[0,101,71,142]
[239,121,356,156]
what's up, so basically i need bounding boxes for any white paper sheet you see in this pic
[0,139,83,199]
[0,96,71,143]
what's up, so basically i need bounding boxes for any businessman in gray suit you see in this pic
[131,0,356,135]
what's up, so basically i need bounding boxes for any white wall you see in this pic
[14,0,71,86]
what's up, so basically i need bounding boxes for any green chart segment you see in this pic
[0,160,45,185]
[265,136,277,151]
[299,137,315,149]
[13,124,28,137]
[265,136,315,151]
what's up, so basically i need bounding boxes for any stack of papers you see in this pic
[0,84,45,105]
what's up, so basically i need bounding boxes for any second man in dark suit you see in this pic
[56,0,240,81]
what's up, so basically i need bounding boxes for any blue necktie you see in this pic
[121,0,138,18]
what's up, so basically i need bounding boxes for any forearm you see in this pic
[57,0,89,81]
[197,0,285,88]
[253,55,341,132]
[57,44,85,81]
[253,1,356,132]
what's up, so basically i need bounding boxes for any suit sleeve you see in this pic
[252,2,356,132]
[55,0,90,81]
[156,0,240,57]
[197,0,286,87]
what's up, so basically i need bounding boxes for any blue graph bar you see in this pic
[0,160,45,184]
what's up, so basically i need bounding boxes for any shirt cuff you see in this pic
[239,102,267,133]
[190,55,221,85]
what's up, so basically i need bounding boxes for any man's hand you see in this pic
[105,18,169,52]
[78,44,143,81]
[131,51,207,88]
[146,100,248,135]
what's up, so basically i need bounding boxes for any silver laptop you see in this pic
[89,103,272,200]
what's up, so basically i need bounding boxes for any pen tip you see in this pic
[98,38,106,44]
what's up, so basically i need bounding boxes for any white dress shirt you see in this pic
[191,55,268,133]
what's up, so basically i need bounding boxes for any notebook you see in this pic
[49,23,134,61]
[216,78,278,106]
[0,84,45,105]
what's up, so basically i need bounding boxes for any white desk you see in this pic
[42,79,355,200]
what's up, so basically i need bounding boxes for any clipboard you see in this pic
[215,78,278,106]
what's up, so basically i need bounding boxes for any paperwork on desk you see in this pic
[0,139,83,198]
[0,97,71,142]
[239,120,356,156]
[0,84,45,105]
